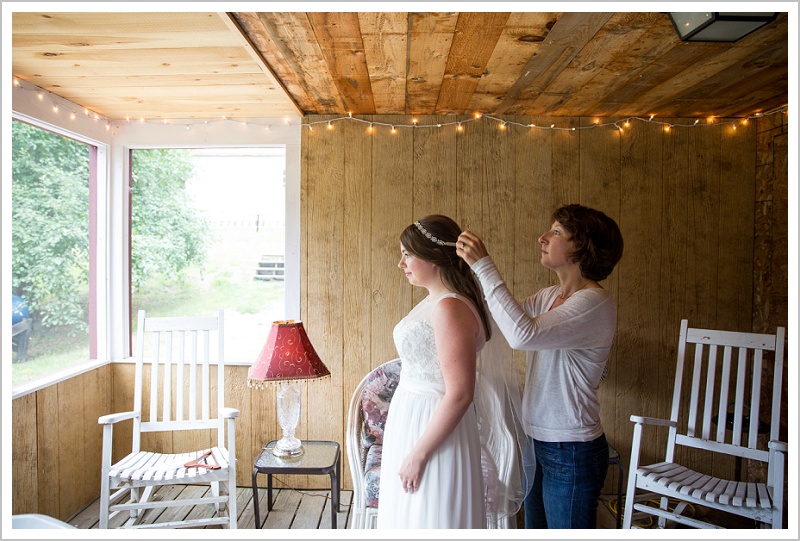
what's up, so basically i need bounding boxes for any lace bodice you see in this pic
[393,293,484,384]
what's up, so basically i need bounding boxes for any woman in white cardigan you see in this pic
[456,203,624,529]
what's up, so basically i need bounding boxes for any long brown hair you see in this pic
[400,215,491,340]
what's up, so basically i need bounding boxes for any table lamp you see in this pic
[247,320,330,458]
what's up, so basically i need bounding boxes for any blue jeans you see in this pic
[523,434,609,529]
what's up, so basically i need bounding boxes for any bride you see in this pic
[377,215,524,529]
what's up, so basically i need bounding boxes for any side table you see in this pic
[252,440,341,529]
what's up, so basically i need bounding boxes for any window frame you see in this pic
[8,86,302,398]
[126,144,297,362]
[111,120,301,364]
[8,112,110,398]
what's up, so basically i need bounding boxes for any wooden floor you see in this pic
[68,485,353,529]
[68,486,757,530]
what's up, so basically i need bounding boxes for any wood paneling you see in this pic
[11,111,788,521]
[297,112,785,497]
[12,12,787,120]
[12,393,38,515]
[12,366,111,520]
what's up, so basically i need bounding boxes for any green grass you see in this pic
[12,328,89,385]
[12,227,286,388]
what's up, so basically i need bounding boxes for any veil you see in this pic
[474,316,534,527]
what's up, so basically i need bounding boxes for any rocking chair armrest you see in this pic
[98,410,140,425]
[220,407,240,419]
[629,415,677,428]
[769,440,788,453]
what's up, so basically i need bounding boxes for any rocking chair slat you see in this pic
[623,320,787,529]
[732,478,747,506]
[98,310,238,529]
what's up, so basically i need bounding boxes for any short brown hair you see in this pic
[552,204,623,281]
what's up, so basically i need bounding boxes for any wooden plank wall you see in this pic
[11,365,112,519]
[298,113,788,492]
[10,112,788,520]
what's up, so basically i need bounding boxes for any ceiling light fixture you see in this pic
[668,12,778,42]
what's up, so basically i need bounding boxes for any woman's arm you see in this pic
[396,297,479,493]
[471,256,616,350]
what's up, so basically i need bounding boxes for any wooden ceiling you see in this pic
[11,11,789,121]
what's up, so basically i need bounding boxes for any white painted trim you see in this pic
[9,357,257,400]
[8,81,302,386]
[10,86,114,387]
[10,359,111,400]
[111,119,302,358]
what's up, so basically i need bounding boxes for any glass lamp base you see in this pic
[275,381,304,458]
[272,438,304,458]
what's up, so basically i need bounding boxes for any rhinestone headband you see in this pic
[414,221,458,247]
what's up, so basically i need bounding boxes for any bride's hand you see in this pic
[398,452,427,494]
[456,230,489,266]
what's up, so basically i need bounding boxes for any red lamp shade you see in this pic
[247,320,330,388]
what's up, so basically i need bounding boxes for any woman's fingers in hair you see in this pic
[456,230,489,265]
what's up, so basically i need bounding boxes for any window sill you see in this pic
[11,358,256,400]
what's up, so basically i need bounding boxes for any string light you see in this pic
[298,110,786,135]
[12,78,787,136]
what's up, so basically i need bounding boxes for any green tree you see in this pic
[12,122,208,332]
[130,149,207,290]
[12,121,90,330]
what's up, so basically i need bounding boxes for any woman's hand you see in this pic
[398,451,427,494]
[456,230,489,266]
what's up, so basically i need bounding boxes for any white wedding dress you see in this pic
[376,293,487,529]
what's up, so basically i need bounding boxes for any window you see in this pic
[129,147,287,362]
[10,119,97,387]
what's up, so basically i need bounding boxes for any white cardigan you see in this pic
[471,256,617,442]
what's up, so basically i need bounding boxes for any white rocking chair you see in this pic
[623,319,786,529]
[98,310,239,528]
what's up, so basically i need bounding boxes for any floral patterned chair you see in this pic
[346,357,520,529]
[346,358,402,529]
